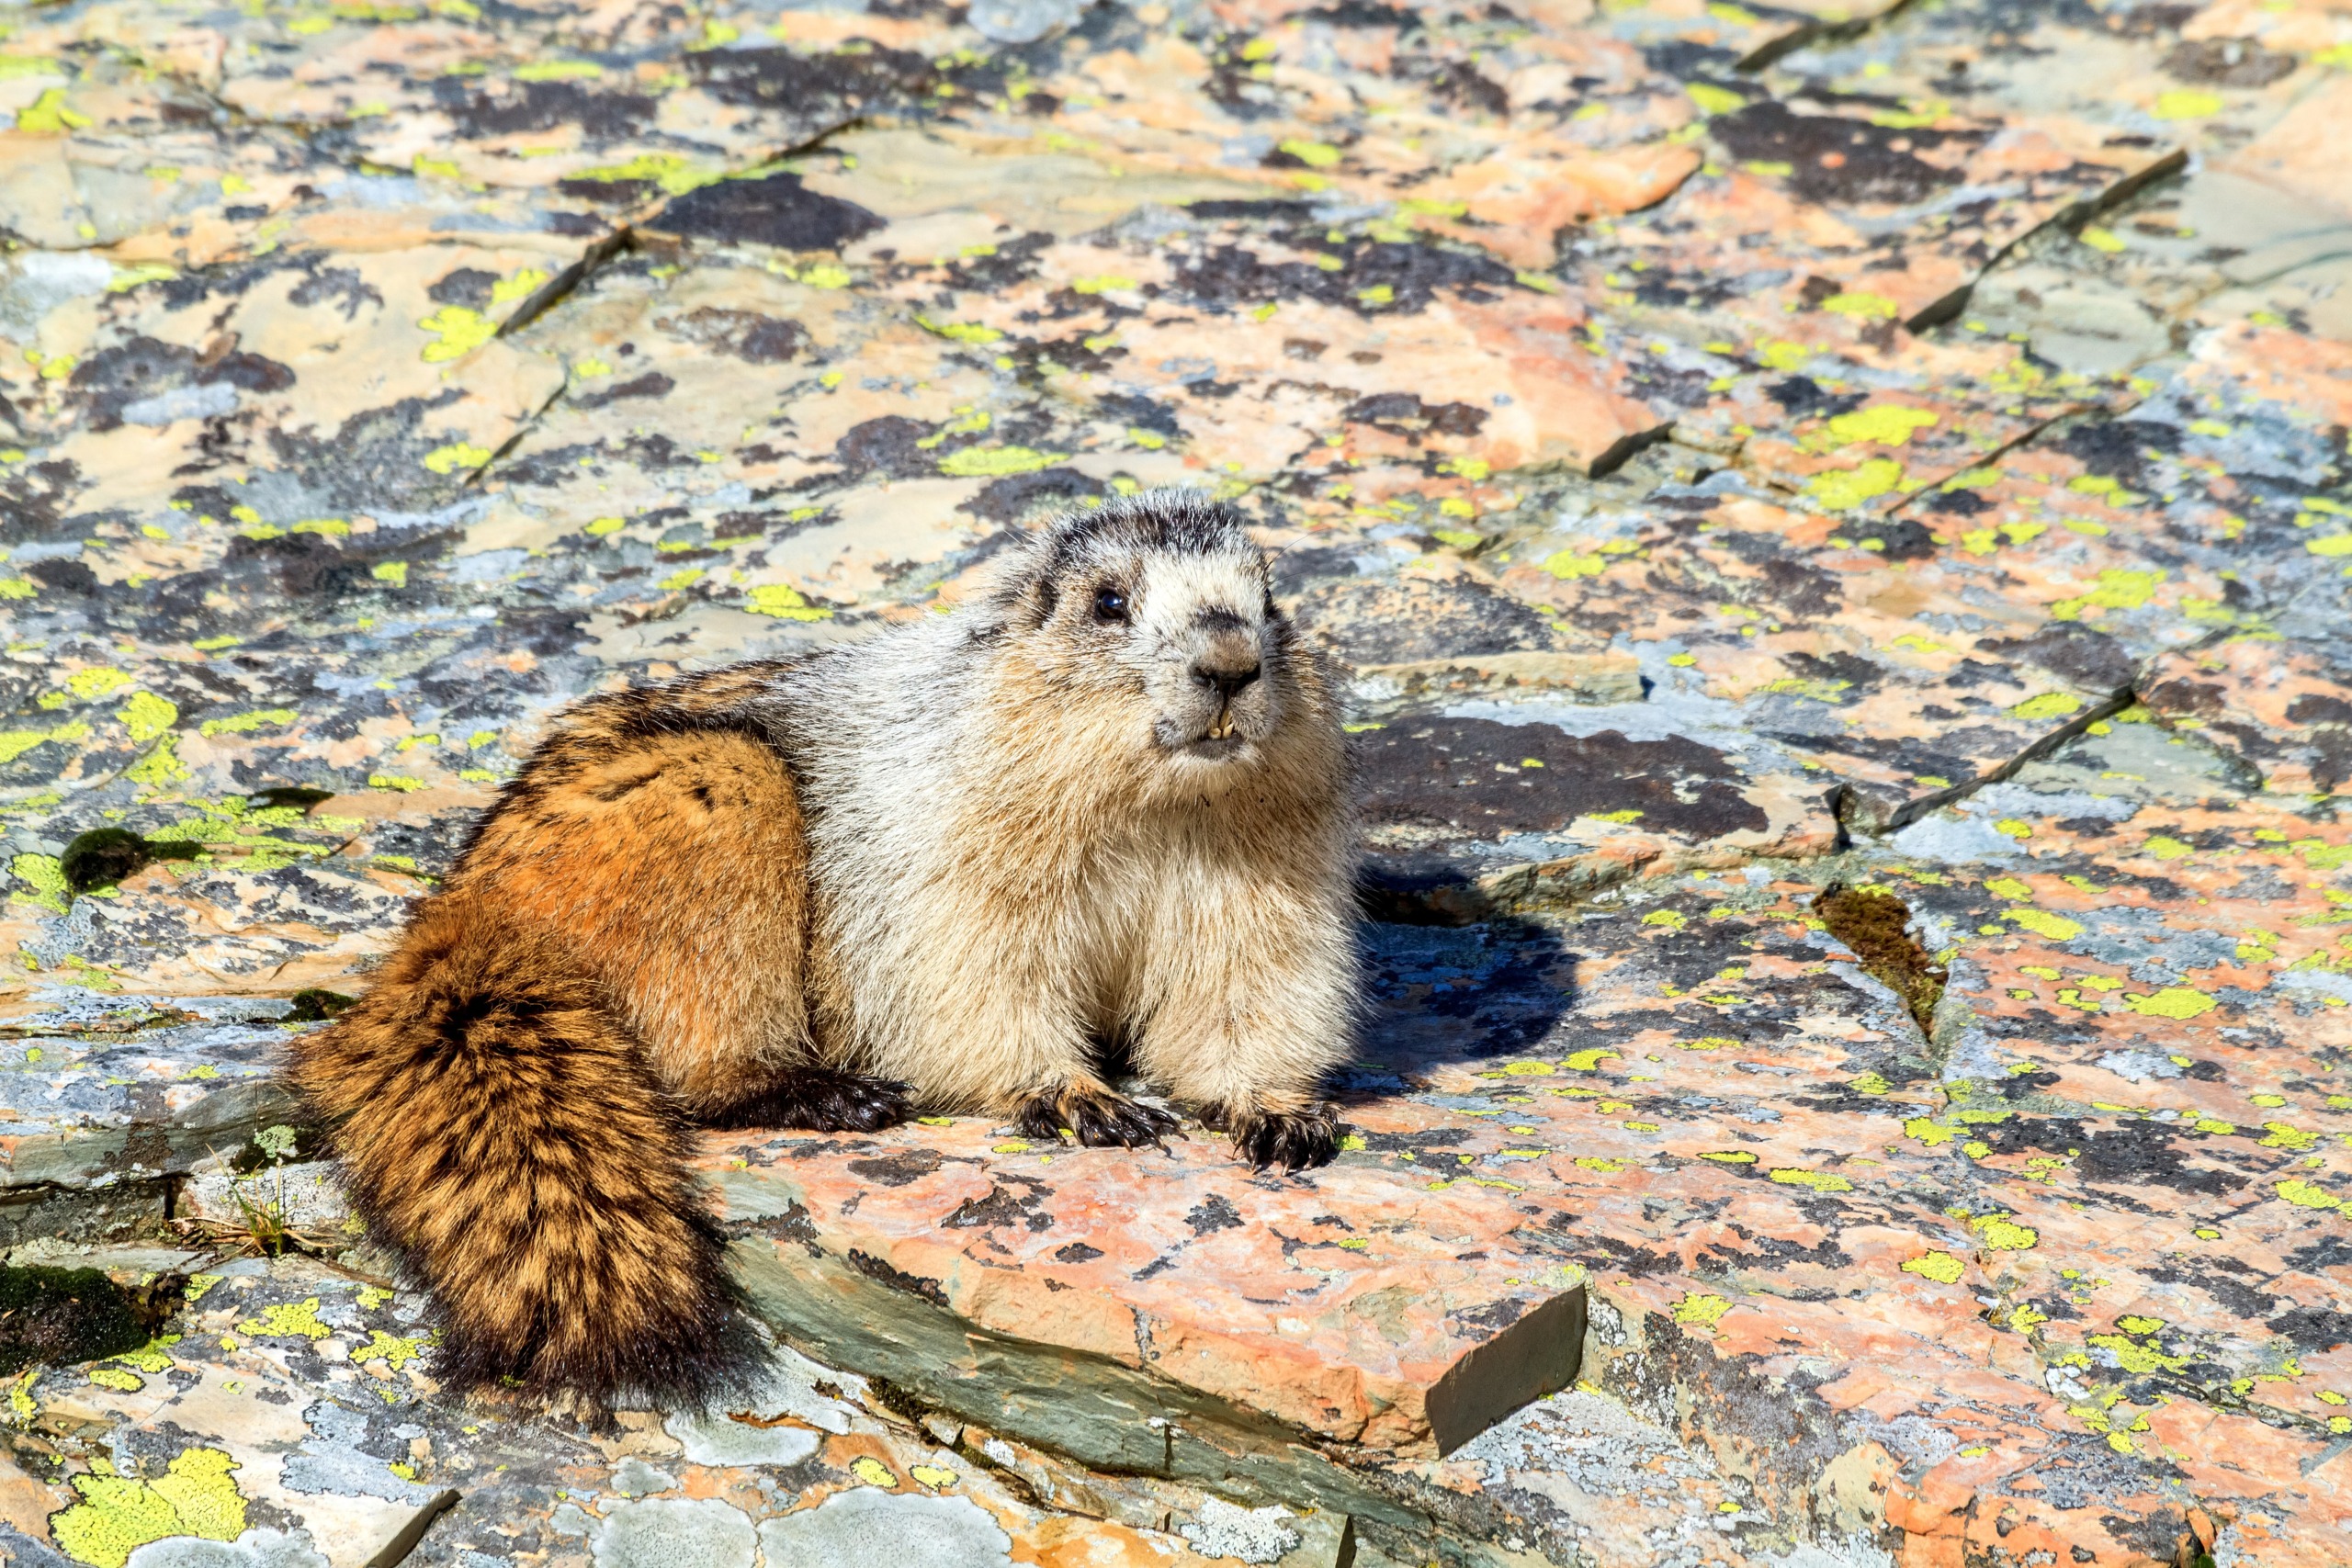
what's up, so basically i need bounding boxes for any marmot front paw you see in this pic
[1015,1085,1180,1148]
[1226,1104,1340,1171]
[717,1067,915,1134]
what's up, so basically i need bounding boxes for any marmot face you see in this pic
[987,494,1321,792]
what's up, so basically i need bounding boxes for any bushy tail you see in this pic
[287,899,757,1407]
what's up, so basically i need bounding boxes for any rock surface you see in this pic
[5,0,2352,1563]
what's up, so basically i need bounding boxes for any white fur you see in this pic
[765,493,1356,1116]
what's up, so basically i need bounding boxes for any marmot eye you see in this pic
[1091,585,1129,623]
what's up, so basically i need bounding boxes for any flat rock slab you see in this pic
[0,1252,1367,1568]
[0,998,296,1240]
[698,836,2351,1565]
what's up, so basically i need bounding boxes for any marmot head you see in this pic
[978,492,1336,794]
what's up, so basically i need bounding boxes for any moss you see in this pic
[281,988,356,1023]
[57,829,150,895]
[56,826,206,897]
[1814,886,1946,1034]
[0,1266,179,1376]
[248,786,335,810]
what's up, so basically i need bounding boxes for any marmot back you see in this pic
[288,491,1359,1408]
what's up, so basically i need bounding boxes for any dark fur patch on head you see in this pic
[1040,491,1252,572]
[993,491,1263,626]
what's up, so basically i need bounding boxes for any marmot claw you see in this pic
[1015,1086,1181,1149]
[1230,1105,1340,1171]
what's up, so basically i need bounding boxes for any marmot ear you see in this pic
[1027,569,1058,626]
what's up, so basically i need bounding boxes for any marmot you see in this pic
[287,492,1359,1407]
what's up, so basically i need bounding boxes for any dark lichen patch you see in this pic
[0,1265,180,1375]
[2162,37,2297,85]
[1709,100,1982,208]
[67,335,296,433]
[1299,575,1563,666]
[845,1148,945,1188]
[1813,886,1945,1034]
[650,174,886,252]
[429,75,658,141]
[956,468,1105,525]
[1978,622,2137,693]
[833,415,941,479]
[1355,719,1768,840]
[657,307,808,365]
[1168,229,1518,317]
[686,41,1010,122]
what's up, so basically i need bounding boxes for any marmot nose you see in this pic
[1191,660,1261,701]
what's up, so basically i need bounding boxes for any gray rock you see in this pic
[121,383,241,426]
[2098,1049,2185,1083]
[967,0,1089,43]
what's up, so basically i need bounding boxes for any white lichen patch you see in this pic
[592,1496,756,1568]
[756,1488,1012,1568]
[1175,1497,1302,1564]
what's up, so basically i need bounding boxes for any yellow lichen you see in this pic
[2125,987,2215,1020]
[421,443,492,475]
[2006,908,2083,942]
[1823,405,1938,447]
[1971,1213,2038,1251]
[117,693,178,743]
[2086,1333,2188,1375]
[1901,1251,1964,1284]
[416,306,496,362]
[51,1447,248,1568]
[1673,1292,1732,1326]
[1769,1168,1853,1192]
[237,1298,331,1340]
[1806,458,1905,511]
[937,446,1065,478]
[2009,693,2082,721]
[2276,1179,2341,1210]
[356,1329,429,1371]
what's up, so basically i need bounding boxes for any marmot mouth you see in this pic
[1204,704,1237,742]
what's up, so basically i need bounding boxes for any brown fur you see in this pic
[288,671,824,1404]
